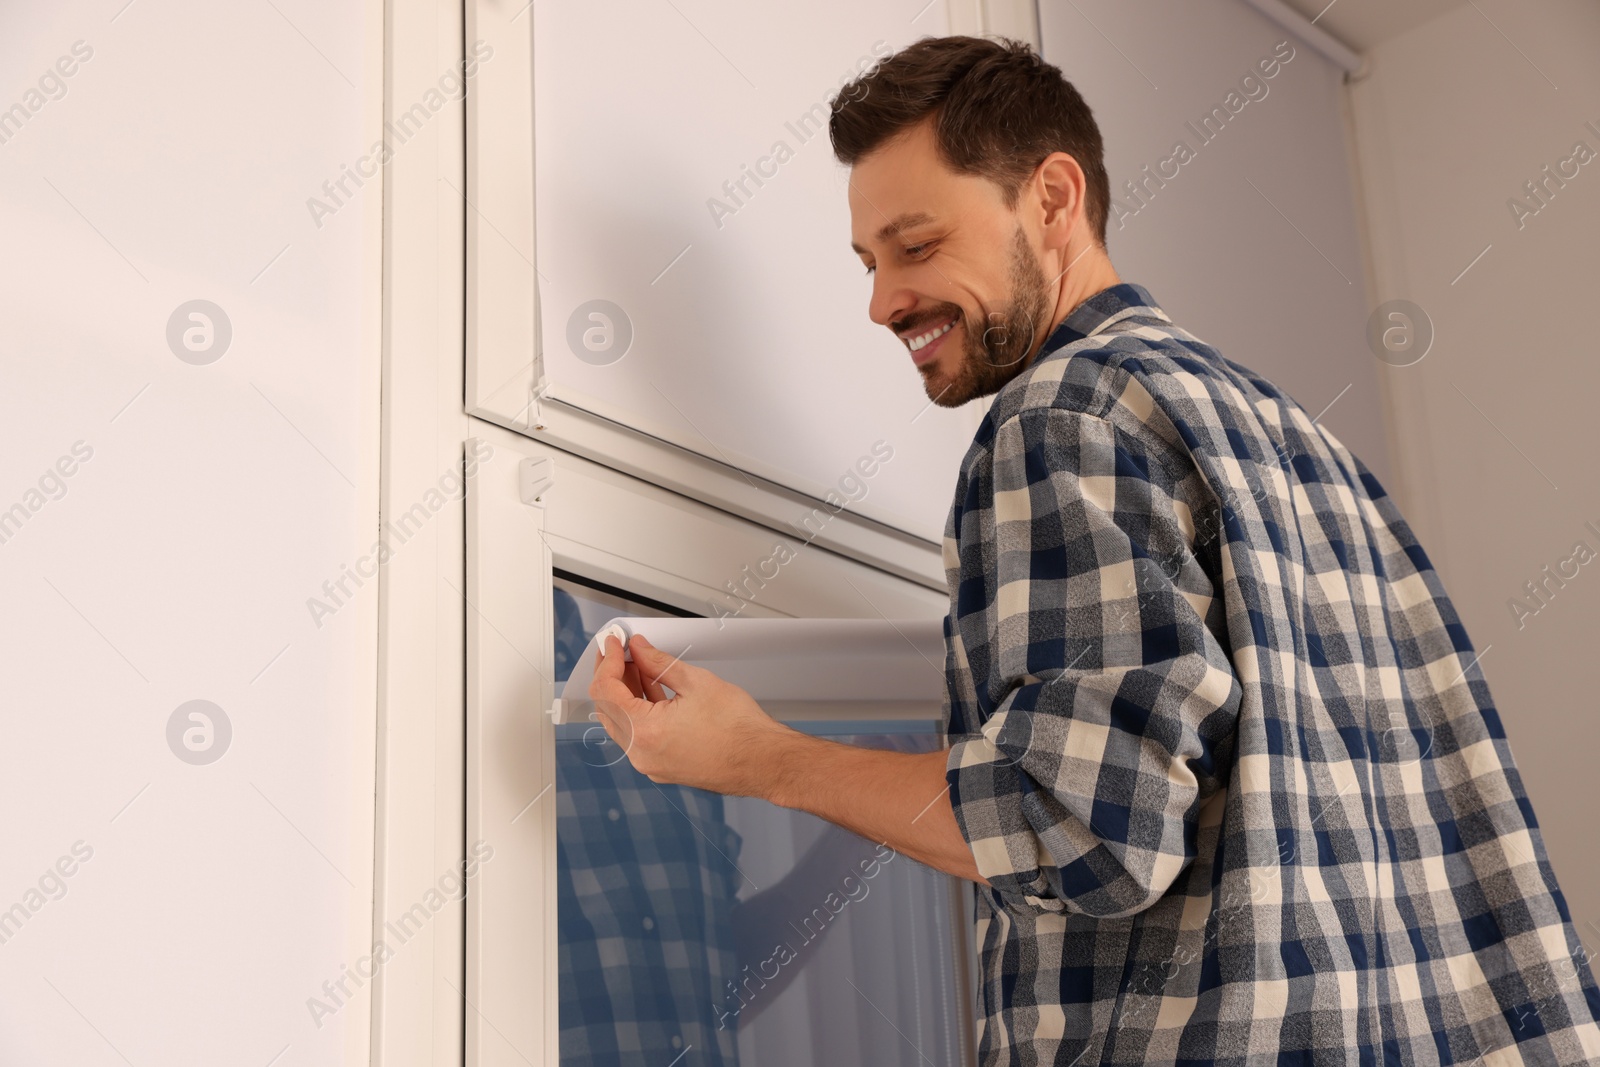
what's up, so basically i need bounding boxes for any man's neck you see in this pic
[1029,243,1121,368]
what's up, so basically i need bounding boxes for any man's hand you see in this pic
[588,633,794,798]
[588,630,989,886]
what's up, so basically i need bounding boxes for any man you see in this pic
[591,35,1600,1066]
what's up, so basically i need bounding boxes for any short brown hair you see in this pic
[829,36,1110,246]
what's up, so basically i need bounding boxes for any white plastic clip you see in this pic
[528,371,550,432]
[594,622,630,655]
[519,456,555,506]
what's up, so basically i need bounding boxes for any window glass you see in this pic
[553,574,968,1066]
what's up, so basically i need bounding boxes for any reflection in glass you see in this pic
[552,575,968,1066]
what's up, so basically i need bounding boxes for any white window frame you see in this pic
[460,0,1040,592]
[462,420,977,1067]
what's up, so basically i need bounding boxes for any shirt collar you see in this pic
[1035,281,1166,361]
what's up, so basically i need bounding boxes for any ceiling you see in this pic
[1275,0,1472,51]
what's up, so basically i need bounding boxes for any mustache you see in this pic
[891,306,962,335]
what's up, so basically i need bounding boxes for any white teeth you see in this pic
[907,320,954,351]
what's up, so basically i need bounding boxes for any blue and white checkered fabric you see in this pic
[941,283,1600,1066]
[552,585,744,1066]
[556,740,744,1066]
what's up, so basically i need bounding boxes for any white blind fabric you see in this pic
[551,616,946,725]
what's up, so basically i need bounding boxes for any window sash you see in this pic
[464,426,973,1067]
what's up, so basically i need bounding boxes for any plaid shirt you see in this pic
[942,283,1600,1066]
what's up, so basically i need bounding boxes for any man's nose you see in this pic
[868,270,915,329]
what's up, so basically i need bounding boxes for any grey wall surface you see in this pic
[1038,0,1394,488]
[1348,0,1600,940]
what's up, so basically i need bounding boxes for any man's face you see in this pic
[849,118,1053,408]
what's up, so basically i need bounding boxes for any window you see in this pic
[465,0,984,546]
[464,428,974,1066]
[551,575,968,1065]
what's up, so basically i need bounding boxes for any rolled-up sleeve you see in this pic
[946,404,1242,918]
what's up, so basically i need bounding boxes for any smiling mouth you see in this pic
[900,317,958,368]
[903,318,955,352]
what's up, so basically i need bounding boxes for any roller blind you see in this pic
[550,616,946,725]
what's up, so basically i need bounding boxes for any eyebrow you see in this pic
[850,211,937,255]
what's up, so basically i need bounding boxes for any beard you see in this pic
[916,225,1052,409]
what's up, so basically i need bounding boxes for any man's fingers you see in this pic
[593,634,626,680]
[629,634,694,694]
[590,636,644,707]
[624,637,669,702]
[595,632,689,697]
[620,659,647,700]
[589,698,632,750]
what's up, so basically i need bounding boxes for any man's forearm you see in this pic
[756,731,990,886]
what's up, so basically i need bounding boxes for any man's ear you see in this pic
[1034,151,1087,246]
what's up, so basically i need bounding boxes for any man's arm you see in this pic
[587,404,1240,918]
[764,733,988,885]
[587,633,989,886]
[940,405,1241,917]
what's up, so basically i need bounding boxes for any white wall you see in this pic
[1347,0,1600,938]
[0,2,380,1064]
[1038,0,1393,488]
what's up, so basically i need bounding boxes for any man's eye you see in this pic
[863,242,930,274]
